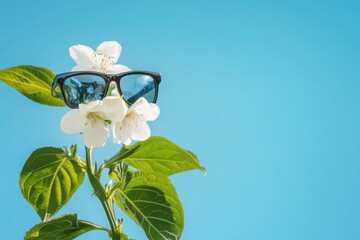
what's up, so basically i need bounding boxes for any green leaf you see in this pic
[108,161,128,183]
[107,136,205,176]
[25,214,109,240]
[114,171,184,240]
[120,232,130,240]
[20,146,85,221]
[0,65,65,106]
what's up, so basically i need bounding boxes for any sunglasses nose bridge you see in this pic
[109,75,121,86]
[107,75,122,96]
[109,76,118,81]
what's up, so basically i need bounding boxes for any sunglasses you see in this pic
[51,71,161,109]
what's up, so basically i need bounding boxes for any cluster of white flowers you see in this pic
[60,41,160,148]
[61,96,160,148]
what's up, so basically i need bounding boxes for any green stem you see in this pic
[85,147,121,240]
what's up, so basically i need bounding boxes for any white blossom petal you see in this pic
[101,96,127,122]
[112,123,120,144]
[60,109,86,134]
[69,44,96,67]
[112,121,131,145]
[130,97,160,121]
[135,103,160,121]
[83,119,109,148]
[112,123,121,143]
[106,64,131,74]
[129,117,151,142]
[128,97,149,112]
[121,123,133,146]
[96,41,121,63]
[79,100,102,113]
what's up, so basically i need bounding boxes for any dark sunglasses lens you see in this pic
[63,75,106,108]
[120,74,156,104]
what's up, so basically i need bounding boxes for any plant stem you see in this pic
[85,147,121,240]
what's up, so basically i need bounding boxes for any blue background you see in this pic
[0,0,360,239]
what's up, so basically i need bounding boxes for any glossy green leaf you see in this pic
[114,171,184,240]
[20,146,85,221]
[107,136,205,176]
[24,214,109,240]
[0,65,65,106]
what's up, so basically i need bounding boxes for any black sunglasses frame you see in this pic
[52,70,161,109]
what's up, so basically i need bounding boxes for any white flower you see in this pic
[61,96,127,149]
[112,97,160,146]
[69,41,131,73]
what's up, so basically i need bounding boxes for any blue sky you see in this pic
[0,0,360,239]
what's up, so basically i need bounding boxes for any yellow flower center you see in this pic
[87,112,102,127]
